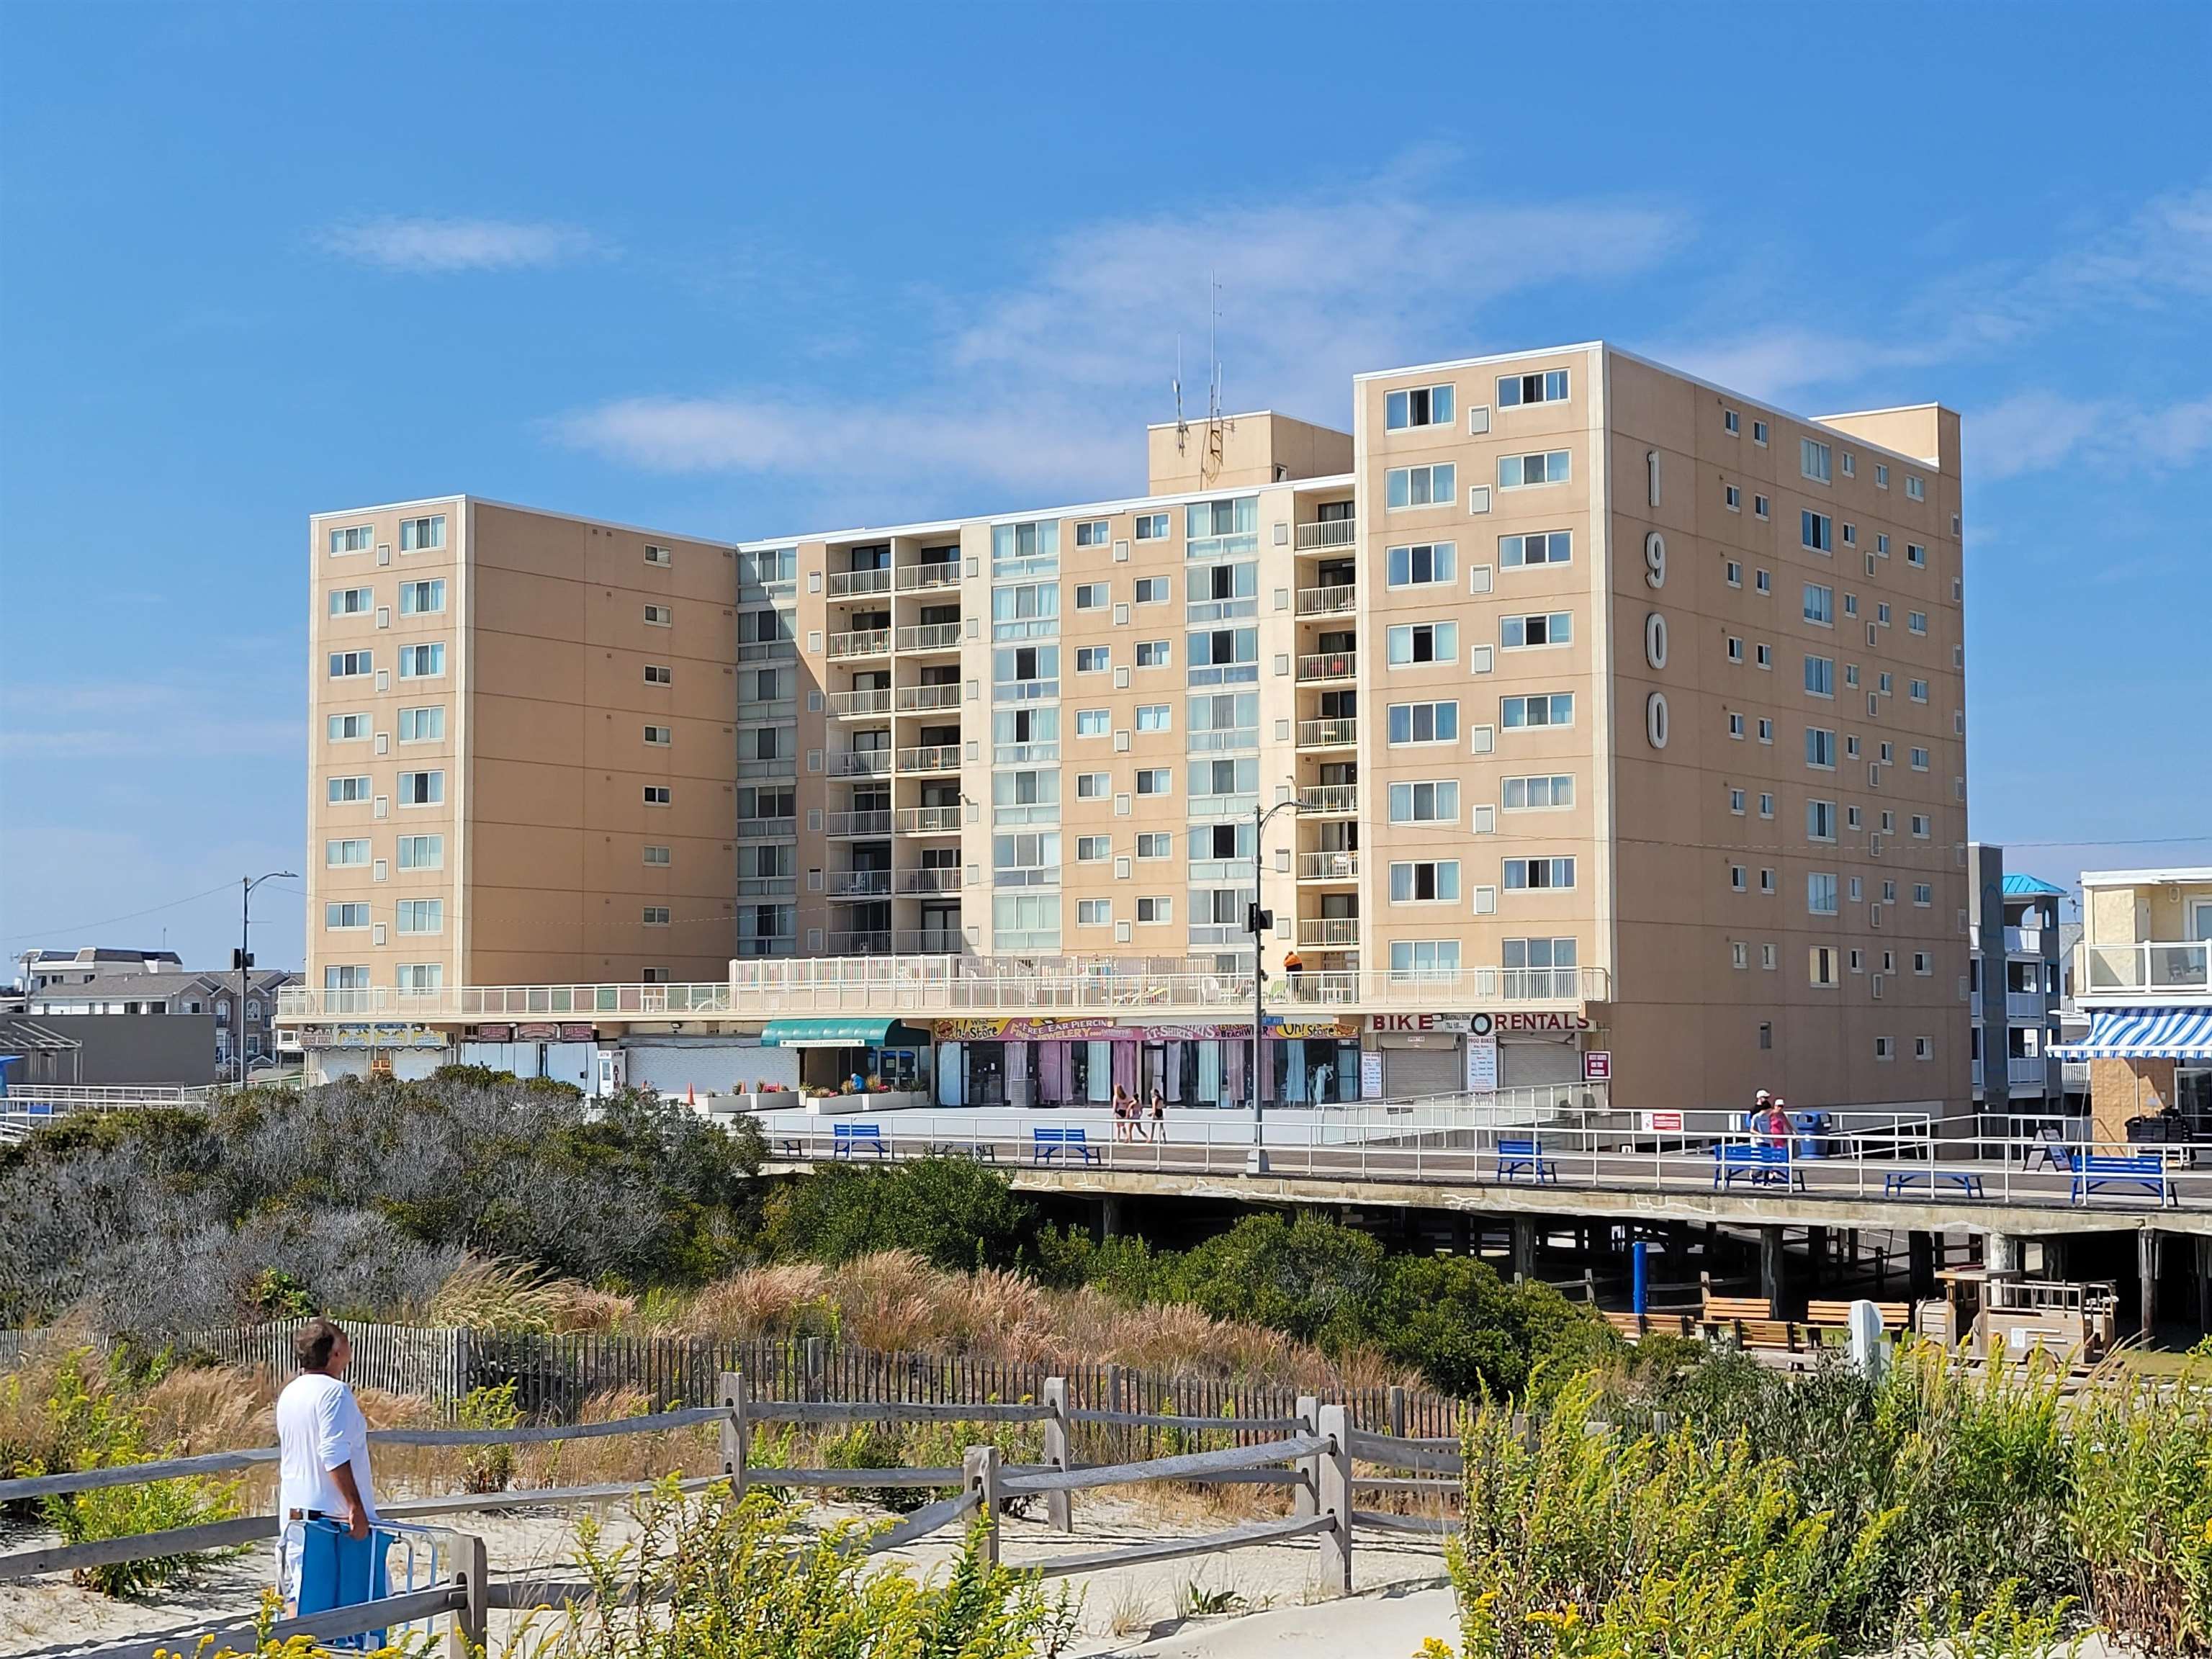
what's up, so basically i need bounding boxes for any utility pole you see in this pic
[1249,796,1300,1173]
[237,871,296,1083]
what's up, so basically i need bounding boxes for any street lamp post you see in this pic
[1248,796,1302,1173]
[237,871,296,1083]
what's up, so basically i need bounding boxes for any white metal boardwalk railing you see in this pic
[276,958,1611,1022]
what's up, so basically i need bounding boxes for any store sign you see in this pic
[474,1024,513,1042]
[515,1022,561,1041]
[1370,1013,1473,1034]
[561,1023,597,1043]
[1468,1011,1593,1036]
[309,1024,449,1051]
[1465,1035,1498,1093]
[1641,1110,1683,1133]
[1583,1050,1613,1082]
[1359,1051,1385,1100]
[934,1016,1357,1042]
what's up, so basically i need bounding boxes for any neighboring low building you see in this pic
[0,1012,217,1087]
[24,968,297,1078]
[1966,846,2065,1129]
[2056,866,2212,1143]
[18,947,184,992]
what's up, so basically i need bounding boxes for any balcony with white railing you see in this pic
[2080,940,2212,1002]
[826,567,894,600]
[2006,926,2046,956]
[827,628,891,660]
[2005,989,2048,1020]
[1297,718,1358,750]
[825,871,893,899]
[824,809,894,837]
[1295,649,1357,684]
[1295,584,1357,618]
[826,931,895,956]
[1294,520,1357,552]
[831,750,894,778]
[2007,1056,2051,1089]
[276,958,1614,1027]
[896,562,961,593]
[827,688,893,719]
[1298,916,1362,948]
[1298,784,1357,816]
[896,621,963,654]
[894,681,963,712]
[735,816,796,840]
[894,805,964,835]
[897,745,962,775]
[1298,851,1359,882]
[898,867,961,895]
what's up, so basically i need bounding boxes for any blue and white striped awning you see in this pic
[2050,1007,2212,1061]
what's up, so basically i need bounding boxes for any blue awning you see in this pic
[2049,1007,2212,1061]
[758,1018,930,1049]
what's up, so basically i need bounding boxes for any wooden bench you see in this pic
[1712,1143,1803,1190]
[1032,1125,1098,1166]
[2069,1151,2172,1205]
[1603,1309,1697,1342]
[1804,1298,1912,1331]
[1494,1136,1557,1184]
[830,1121,887,1159]
[1882,1168,1987,1199]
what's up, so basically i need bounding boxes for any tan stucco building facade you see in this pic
[297,344,1970,1115]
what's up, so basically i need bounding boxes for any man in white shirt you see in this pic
[274,1317,377,1610]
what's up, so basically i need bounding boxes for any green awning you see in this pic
[759,1017,929,1049]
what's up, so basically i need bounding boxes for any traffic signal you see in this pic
[232,948,254,970]
[1246,905,1272,935]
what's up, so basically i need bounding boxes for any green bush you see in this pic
[549,1480,1079,1658]
[455,1380,523,1493]
[761,1157,1038,1272]
[30,1350,242,1597]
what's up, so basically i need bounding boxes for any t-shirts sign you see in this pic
[1465,1035,1498,1094]
[1359,1051,1384,1100]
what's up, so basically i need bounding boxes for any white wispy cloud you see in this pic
[1971,387,2212,480]
[1665,181,2212,405]
[552,174,1689,498]
[0,679,299,761]
[319,215,604,273]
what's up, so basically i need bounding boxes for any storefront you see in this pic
[929,1017,1360,1109]
[300,1023,454,1083]
[759,1018,931,1096]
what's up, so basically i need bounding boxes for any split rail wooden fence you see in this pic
[0,1370,1465,1659]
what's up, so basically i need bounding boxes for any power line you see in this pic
[0,881,243,947]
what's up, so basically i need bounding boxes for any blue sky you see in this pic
[2,3,2208,970]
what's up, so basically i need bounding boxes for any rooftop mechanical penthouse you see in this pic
[291,343,1967,1115]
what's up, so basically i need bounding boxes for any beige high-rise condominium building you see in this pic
[295,343,1968,1113]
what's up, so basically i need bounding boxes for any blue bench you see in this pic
[1033,1125,1098,1165]
[1494,1136,1557,1184]
[1714,1143,1804,1191]
[2069,1150,2172,1205]
[1883,1169,1987,1199]
[830,1121,887,1159]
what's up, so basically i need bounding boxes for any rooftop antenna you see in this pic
[1203,272,1226,482]
[1174,334,1187,454]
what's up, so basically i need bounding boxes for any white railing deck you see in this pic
[2080,940,2211,998]
[278,961,1613,1022]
